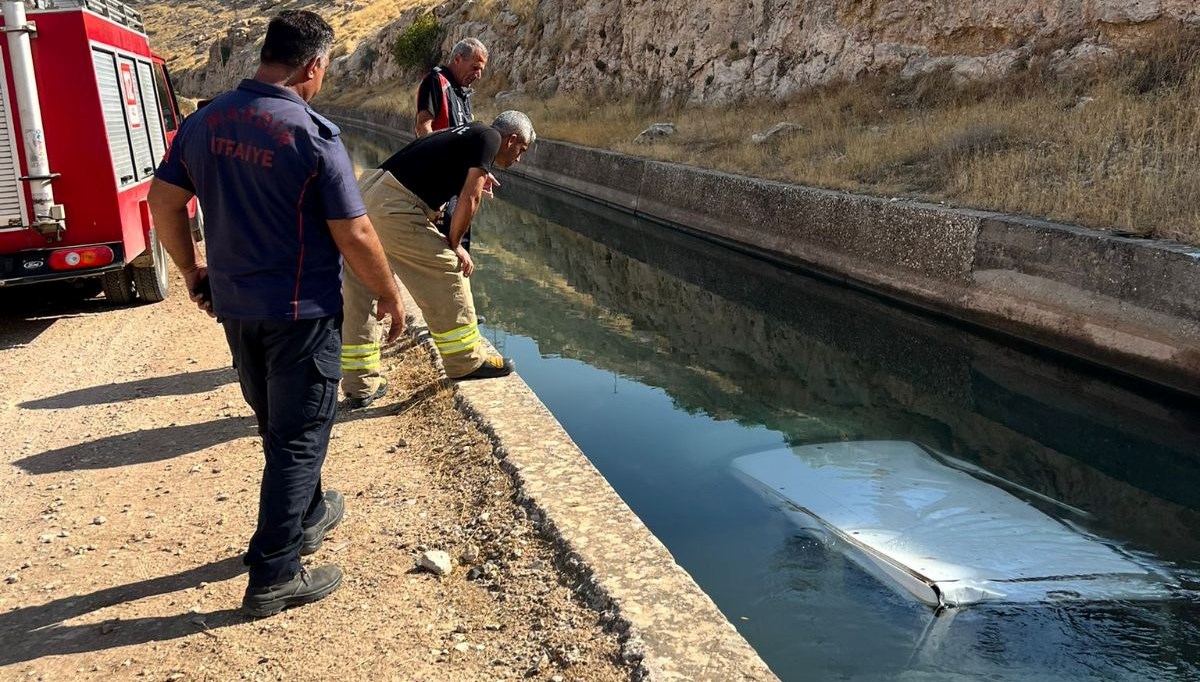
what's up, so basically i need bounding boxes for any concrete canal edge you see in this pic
[328,107,1200,398]
[386,283,780,681]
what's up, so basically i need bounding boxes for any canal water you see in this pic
[342,128,1200,681]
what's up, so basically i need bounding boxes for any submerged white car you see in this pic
[732,441,1176,610]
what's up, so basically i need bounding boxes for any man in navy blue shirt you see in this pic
[148,10,404,617]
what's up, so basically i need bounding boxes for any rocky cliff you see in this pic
[146,0,436,99]
[160,0,1198,102]
[431,0,1197,101]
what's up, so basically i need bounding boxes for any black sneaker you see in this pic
[241,564,343,618]
[460,356,514,380]
[342,379,387,410]
[301,490,344,556]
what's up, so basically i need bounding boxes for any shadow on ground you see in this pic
[0,556,247,666]
[0,317,61,351]
[0,282,122,351]
[13,397,440,474]
[20,368,237,410]
[13,416,260,474]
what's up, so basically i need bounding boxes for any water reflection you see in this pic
[475,177,1200,559]
[341,126,1200,681]
[471,176,1200,681]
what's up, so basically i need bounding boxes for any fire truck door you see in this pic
[134,61,166,166]
[92,48,137,188]
[116,56,155,181]
[0,54,25,228]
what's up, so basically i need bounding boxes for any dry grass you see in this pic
[327,0,439,57]
[325,80,418,120]
[465,27,1200,245]
[462,0,537,23]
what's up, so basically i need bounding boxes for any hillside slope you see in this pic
[135,0,437,97]
[142,0,1198,103]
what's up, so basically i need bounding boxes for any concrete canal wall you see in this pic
[519,141,1200,400]
[331,107,1200,398]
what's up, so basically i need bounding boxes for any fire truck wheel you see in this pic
[101,266,136,305]
[133,229,171,303]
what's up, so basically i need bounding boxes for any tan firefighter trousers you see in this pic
[341,169,488,397]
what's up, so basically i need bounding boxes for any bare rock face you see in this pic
[1051,42,1120,76]
[401,0,1200,103]
[175,18,266,98]
[493,89,525,104]
[172,7,424,99]
[171,0,1199,103]
[1092,0,1164,24]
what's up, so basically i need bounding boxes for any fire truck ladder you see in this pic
[28,0,143,33]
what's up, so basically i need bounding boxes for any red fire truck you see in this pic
[0,0,195,303]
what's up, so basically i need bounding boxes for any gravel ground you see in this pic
[0,278,633,681]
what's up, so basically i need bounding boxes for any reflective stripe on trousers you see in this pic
[431,322,481,355]
[340,342,380,371]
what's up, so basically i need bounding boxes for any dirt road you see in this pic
[0,279,631,681]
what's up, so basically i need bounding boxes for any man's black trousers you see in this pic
[223,314,342,588]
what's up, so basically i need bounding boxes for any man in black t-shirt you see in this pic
[340,111,535,403]
[378,121,501,212]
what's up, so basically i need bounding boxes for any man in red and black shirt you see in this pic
[414,38,487,136]
[415,38,489,252]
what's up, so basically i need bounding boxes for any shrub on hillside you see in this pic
[393,13,444,71]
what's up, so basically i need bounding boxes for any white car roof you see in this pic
[732,441,1175,608]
